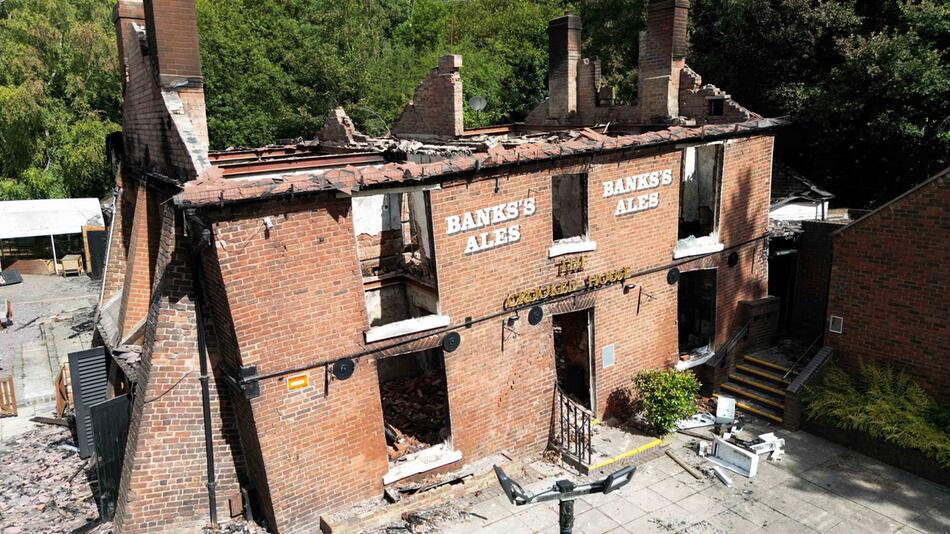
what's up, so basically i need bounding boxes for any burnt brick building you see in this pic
[826,167,950,402]
[96,1,783,531]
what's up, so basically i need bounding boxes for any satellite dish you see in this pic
[469,96,487,112]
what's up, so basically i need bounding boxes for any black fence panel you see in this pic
[91,394,131,521]
[68,347,108,458]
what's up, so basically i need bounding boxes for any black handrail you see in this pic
[783,334,822,380]
[556,386,592,466]
[706,319,752,368]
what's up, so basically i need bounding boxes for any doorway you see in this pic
[678,269,717,353]
[377,348,451,461]
[553,309,594,410]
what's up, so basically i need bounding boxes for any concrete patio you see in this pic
[434,418,949,533]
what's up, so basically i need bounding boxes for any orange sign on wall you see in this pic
[287,374,309,391]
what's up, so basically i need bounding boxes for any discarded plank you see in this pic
[676,428,713,441]
[30,416,71,427]
[665,450,703,479]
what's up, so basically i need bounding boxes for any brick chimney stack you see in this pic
[392,54,464,139]
[546,13,583,119]
[638,0,690,123]
[143,0,204,87]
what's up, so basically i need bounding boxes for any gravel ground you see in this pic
[0,274,100,376]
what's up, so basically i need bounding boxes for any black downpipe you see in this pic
[193,257,218,526]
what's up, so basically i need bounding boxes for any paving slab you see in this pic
[425,417,950,534]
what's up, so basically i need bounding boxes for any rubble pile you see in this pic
[0,425,111,533]
[380,371,450,460]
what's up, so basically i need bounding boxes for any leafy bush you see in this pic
[804,363,950,468]
[633,369,700,436]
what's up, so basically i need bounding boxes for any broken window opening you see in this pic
[707,97,725,117]
[678,269,717,354]
[552,174,589,243]
[676,144,724,258]
[353,190,446,342]
[378,348,459,484]
[553,309,594,410]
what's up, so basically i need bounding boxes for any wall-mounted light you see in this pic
[527,306,544,326]
[728,252,739,267]
[331,358,355,380]
[667,268,681,285]
[442,331,462,352]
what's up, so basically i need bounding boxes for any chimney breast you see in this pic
[547,13,583,119]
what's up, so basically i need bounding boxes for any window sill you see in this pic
[548,239,597,258]
[382,443,462,485]
[365,314,451,344]
[673,235,724,259]
[675,346,716,370]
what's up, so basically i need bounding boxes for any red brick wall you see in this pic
[202,197,387,533]
[115,201,244,533]
[826,174,950,402]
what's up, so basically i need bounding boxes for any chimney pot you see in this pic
[439,54,463,73]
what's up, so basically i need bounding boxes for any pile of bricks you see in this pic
[0,425,111,533]
[381,371,450,460]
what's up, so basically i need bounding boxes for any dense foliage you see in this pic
[0,0,121,200]
[633,369,700,435]
[804,363,950,467]
[0,0,946,207]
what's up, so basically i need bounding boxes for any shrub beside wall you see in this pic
[633,369,700,436]
[804,363,950,468]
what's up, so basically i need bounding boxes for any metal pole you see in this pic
[50,235,58,275]
[193,260,218,526]
[557,480,575,534]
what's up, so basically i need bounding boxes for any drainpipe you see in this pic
[192,252,218,526]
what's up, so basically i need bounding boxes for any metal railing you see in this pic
[555,386,593,466]
[707,319,752,368]
[783,334,823,380]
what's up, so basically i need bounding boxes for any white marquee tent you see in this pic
[0,198,105,273]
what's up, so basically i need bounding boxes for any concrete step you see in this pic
[728,373,787,397]
[742,355,798,377]
[720,382,784,410]
[734,364,792,386]
[715,393,783,424]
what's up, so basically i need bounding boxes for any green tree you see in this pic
[687,0,950,206]
[0,0,120,200]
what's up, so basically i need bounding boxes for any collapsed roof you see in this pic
[171,2,784,208]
